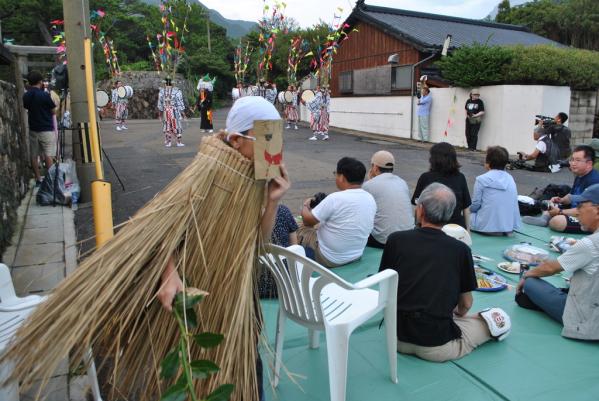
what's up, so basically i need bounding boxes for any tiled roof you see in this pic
[352,2,564,51]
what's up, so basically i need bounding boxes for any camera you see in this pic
[535,200,555,211]
[535,115,555,127]
[310,192,327,209]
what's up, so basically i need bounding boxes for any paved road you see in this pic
[75,107,572,249]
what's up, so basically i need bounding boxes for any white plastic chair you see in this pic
[0,264,103,401]
[259,244,398,401]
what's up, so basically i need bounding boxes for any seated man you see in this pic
[516,184,599,340]
[545,112,572,160]
[517,123,560,172]
[363,150,414,248]
[523,145,599,233]
[299,157,376,267]
[380,183,511,362]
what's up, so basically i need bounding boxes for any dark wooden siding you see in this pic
[331,21,421,97]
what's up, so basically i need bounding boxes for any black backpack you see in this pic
[542,136,561,166]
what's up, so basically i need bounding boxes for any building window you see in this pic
[339,70,353,93]
[391,65,411,90]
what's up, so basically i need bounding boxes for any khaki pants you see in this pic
[30,130,57,157]
[296,225,356,268]
[397,315,491,362]
[418,115,430,142]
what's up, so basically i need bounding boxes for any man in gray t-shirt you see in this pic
[363,151,415,248]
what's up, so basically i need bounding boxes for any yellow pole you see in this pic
[83,37,114,247]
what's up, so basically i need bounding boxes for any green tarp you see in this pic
[260,228,599,401]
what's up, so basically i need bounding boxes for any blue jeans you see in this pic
[523,277,568,324]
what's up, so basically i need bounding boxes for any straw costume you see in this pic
[158,79,186,147]
[1,99,286,401]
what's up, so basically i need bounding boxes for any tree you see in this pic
[495,0,599,51]
[496,0,511,22]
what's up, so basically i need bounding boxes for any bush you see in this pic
[121,60,152,72]
[436,44,599,89]
[435,43,513,87]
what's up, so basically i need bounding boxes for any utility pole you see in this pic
[206,17,211,53]
[63,0,101,203]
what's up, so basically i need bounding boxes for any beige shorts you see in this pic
[30,130,57,157]
[397,314,491,362]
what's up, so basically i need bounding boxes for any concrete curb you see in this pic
[2,180,34,267]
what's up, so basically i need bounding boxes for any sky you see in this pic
[197,0,514,27]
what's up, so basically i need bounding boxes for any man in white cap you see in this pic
[158,96,290,401]
[381,183,511,362]
[363,150,414,248]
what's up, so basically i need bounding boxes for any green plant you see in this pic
[436,44,599,89]
[160,289,234,401]
[435,43,513,87]
[121,60,152,72]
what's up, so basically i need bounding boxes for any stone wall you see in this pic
[0,79,29,258]
[98,71,194,119]
[569,90,598,145]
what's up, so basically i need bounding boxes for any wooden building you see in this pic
[331,0,562,97]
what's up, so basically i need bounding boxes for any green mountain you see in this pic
[140,0,256,38]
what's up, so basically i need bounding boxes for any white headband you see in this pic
[225,96,280,137]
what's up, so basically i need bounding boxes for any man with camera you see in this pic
[298,157,376,267]
[517,184,599,341]
[523,145,599,233]
[544,112,572,160]
[515,122,560,172]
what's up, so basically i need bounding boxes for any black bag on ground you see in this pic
[540,184,571,200]
[518,201,542,216]
[36,164,68,206]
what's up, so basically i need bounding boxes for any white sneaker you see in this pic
[116,126,122,131]
[200,129,206,133]
[479,307,511,341]
[308,135,318,141]
[208,130,213,133]
[285,125,291,129]
[322,134,329,140]
[165,142,172,148]
[294,125,298,130]
[176,142,185,147]
[121,126,128,130]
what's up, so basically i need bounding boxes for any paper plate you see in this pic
[475,267,508,292]
[497,262,520,275]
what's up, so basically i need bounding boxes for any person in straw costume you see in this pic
[158,76,186,147]
[1,96,290,401]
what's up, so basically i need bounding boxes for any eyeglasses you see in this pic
[569,158,590,164]
[227,131,256,141]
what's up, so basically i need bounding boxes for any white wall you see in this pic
[305,85,571,154]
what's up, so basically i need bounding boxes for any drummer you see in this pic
[285,85,299,130]
[304,85,330,141]
[111,80,129,131]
